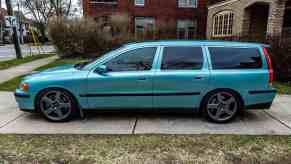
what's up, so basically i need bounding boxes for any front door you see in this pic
[86,47,158,109]
[153,46,210,109]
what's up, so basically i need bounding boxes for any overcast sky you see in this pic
[1,0,82,17]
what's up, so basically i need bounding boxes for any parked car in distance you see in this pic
[14,41,277,123]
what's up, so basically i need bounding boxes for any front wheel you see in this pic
[202,90,241,123]
[37,89,77,122]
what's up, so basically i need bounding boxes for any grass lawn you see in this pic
[273,82,291,95]
[0,58,84,91]
[0,54,55,70]
[0,135,290,163]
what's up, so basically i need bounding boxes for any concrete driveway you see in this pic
[0,92,290,135]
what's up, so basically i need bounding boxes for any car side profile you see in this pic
[14,41,277,123]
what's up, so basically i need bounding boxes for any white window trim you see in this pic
[90,0,118,5]
[177,20,197,39]
[135,0,145,6]
[134,17,155,34]
[212,11,234,37]
[178,0,198,8]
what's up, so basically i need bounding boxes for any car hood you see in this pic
[24,64,78,79]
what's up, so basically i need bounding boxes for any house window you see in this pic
[213,11,234,37]
[90,0,118,5]
[178,0,197,8]
[135,0,145,6]
[177,20,197,39]
[135,17,155,35]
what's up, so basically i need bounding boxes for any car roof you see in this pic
[125,40,269,48]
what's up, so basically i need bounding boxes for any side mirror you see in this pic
[95,65,108,75]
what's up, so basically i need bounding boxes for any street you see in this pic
[0,44,55,61]
[0,92,290,135]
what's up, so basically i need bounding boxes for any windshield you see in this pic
[75,46,126,70]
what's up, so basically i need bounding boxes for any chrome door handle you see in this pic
[194,76,204,80]
[138,78,147,81]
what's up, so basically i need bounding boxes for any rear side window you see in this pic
[161,47,203,70]
[208,47,263,69]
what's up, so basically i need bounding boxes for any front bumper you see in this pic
[14,89,35,112]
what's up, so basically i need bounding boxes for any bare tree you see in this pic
[50,0,72,17]
[21,0,73,42]
[21,0,54,42]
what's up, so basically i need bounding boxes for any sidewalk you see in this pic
[0,56,58,83]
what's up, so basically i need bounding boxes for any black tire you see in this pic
[202,90,242,123]
[36,89,77,122]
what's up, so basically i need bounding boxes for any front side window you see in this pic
[209,47,263,69]
[178,0,197,8]
[161,47,203,70]
[135,0,144,6]
[105,47,157,72]
[213,11,234,37]
[177,20,197,39]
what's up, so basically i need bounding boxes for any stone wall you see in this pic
[207,0,289,39]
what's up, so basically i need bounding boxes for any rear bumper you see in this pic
[245,89,276,110]
[245,102,273,110]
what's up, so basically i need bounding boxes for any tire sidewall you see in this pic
[36,89,77,122]
[202,90,241,123]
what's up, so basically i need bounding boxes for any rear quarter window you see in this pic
[208,47,263,69]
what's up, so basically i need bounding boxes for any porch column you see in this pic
[266,0,287,37]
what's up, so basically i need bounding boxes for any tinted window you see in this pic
[209,47,262,69]
[161,47,203,70]
[105,47,156,72]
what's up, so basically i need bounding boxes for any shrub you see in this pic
[48,15,134,58]
[267,36,291,82]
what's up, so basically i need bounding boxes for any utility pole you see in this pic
[5,0,22,59]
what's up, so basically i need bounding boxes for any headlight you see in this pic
[20,83,29,92]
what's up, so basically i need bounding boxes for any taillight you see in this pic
[263,47,274,84]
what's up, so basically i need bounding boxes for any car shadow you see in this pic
[22,109,266,124]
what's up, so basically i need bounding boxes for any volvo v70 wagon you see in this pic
[15,41,276,123]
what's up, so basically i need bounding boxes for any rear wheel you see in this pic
[202,90,241,123]
[37,89,76,122]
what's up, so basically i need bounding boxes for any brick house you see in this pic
[206,0,291,40]
[83,0,208,39]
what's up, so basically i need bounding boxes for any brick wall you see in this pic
[83,0,208,38]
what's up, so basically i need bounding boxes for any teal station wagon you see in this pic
[14,41,277,123]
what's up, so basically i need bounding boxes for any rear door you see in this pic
[153,46,210,109]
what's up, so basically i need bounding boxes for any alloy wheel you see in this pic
[39,90,72,121]
[206,92,238,122]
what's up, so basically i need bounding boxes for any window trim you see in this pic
[134,17,155,36]
[90,0,118,5]
[212,11,234,37]
[158,46,205,71]
[176,19,198,39]
[98,46,159,73]
[135,0,145,6]
[206,46,264,70]
[177,0,198,8]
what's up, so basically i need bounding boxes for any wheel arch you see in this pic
[199,88,245,112]
[34,87,80,112]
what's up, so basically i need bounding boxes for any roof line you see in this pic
[208,0,240,9]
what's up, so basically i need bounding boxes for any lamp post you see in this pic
[5,0,22,59]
